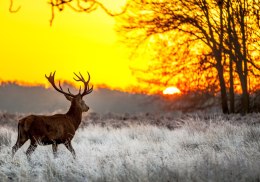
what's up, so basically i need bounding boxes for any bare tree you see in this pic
[117,0,230,113]
[130,33,219,94]
[117,0,260,114]
[223,0,260,113]
[9,0,128,25]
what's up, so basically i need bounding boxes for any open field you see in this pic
[0,112,260,181]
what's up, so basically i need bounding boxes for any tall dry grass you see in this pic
[0,113,260,181]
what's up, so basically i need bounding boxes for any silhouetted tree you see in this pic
[130,33,219,94]
[9,0,128,25]
[117,0,230,113]
[117,0,260,114]
[223,0,260,114]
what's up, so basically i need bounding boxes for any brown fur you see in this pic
[12,72,92,159]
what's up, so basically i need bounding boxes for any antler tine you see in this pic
[58,81,64,91]
[73,72,83,82]
[45,71,75,97]
[79,72,85,81]
[68,88,73,95]
[86,72,90,83]
[45,71,54,81]
[78,85,81,94]
[86,85,93,94]
[81,72,93,96]
[72,71,93,97]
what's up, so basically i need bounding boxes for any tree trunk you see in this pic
[239,75,249,114]
[240,74,249,114]
[217,4,229,114]
[217,63,229,114]
[241,5,249,114]
[229,57,235,113]
[241,80,249,114]
[237,62,249,114]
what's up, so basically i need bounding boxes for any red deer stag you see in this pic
[12,71,93,159]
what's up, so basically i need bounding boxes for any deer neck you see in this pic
[66,102,82,129]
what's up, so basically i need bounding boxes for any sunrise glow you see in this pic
[2,0,260,95]
[163,87,181,95]
[0,0,138,91]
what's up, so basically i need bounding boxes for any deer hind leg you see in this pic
[64,141,76,159]
[52,143,58,158]
[12,124,28,158]
[26,141,37,160]
[12,138,28,158]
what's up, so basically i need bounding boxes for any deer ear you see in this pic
[64,95,73,101]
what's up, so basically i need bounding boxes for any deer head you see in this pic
[45,71,93,112]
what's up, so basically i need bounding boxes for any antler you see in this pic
[73,72,93,97]
[45,71,75,97]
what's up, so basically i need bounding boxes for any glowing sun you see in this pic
[163,86,181,95]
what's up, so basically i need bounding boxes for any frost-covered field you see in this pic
[0,112,260,182]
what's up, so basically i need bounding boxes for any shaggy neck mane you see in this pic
[66,101,82,129]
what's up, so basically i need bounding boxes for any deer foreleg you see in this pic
[52,143,58,158]
[64,141,76,159]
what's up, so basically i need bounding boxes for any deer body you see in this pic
[12,72,93,159]
[18,114,76,144]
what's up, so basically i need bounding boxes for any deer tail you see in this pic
[18,115,34,138]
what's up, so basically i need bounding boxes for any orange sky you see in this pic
[0,0,141,91]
